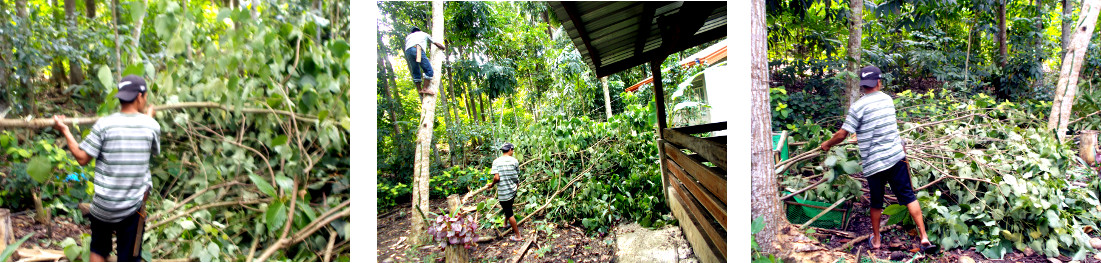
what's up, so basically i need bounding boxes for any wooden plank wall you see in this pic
[661,122,727,262]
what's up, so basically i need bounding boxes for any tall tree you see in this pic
[410,0,444,245]
[65,0,85,85]
[845,0,863,109]
[86,0,96,19]
[601,76,611,120]
[1063,0,1074,58]
[1050,0,1101,141]
[998,0,1008,67]
[378,47,401,137]
[752,0,782,255]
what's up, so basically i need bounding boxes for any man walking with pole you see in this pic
[53,75,159,262]
[489,142,524,241]
[818,66,936,253]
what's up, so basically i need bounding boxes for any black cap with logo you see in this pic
[500,142,514,152]
[859,66,881,88]
[116,75,148,102]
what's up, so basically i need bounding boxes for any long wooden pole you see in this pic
[0,102,319,129]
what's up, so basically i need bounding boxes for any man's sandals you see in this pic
[508,235,523,242]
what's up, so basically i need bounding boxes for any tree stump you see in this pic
[445,194,470,263]
[0,208,12,252]
[1082,130,1099,165]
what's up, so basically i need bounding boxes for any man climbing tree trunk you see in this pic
[65,0,85,85]
[751,0,782,255]
[410,0,444,245]
[845,0,863,110]
[1050,0,1101,141]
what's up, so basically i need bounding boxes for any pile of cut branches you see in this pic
[777,90,1101,260]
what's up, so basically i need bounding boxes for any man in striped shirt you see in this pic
[53,75,159,262]
[489,142,523,241]
[819,66,933,252]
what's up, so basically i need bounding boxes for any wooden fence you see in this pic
[660,121,726,263]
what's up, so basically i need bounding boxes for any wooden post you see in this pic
[0,208,12,252]
[445,195,470,263]
[652,58,669,204]
[1081,130,1099,165]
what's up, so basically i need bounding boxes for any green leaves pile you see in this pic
[782,90,1101,260]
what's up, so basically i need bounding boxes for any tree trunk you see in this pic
[0,209,11,252]
[378,25,402,138]
[443,49,457,165]
[1063,0,1074,59]
[601,76,612,120]
[998,0,1008,67]
[845,0,863,110]
[383,54,405,118]
[112,0,121,78]
[379,55,401,138]
[130,0,148,66]
[15,0,27,18]
[65,0,85,85]
[751,0,783,255]
[1050,0,1101,141]
[410,0,445,245]
[85,0,96,19]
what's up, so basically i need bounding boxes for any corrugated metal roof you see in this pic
[549,1,727,77]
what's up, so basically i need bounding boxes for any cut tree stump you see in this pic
[445,194,470,263]
[0,209,11,252]
[1081,130,1098,165]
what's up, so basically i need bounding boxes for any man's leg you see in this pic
[870,208,883,246]
[114,210,144,262]
[405,47,423,89]
[508,216,521,237]
[890,159,931,245]
[867,172,888,248]
[418,48,435,95]
[88,215,113,262]
[906,200,930,243]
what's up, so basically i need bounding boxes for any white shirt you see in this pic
[404,31,435,50]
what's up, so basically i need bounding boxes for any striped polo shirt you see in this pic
[841,91,906,177]
[79,112,161,223]
[490,155,520,202]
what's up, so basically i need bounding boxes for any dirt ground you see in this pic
[378,198,696,262]
[12,212,90,251]
[812,187,1101,262]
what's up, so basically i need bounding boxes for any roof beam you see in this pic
[594,24,726,77]
[561,2,602,68]
[635,2,655,59]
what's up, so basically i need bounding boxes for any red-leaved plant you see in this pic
[426,213,478,249]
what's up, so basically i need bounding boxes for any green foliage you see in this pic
[0,234,33,261]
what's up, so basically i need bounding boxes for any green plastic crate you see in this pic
[782,191,852,229]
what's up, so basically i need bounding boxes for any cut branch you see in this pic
[147,198,271,230]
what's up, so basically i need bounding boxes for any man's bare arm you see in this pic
[818,129,850,152]
[53,116,92,165]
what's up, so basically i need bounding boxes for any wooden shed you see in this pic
[548,2,728,262]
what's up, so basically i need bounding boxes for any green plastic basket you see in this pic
[782,191,852,229]
[772,132,789,161]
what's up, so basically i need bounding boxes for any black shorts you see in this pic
[500,199,515,218]
[90,209,145,262]
[867,158,918,209]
